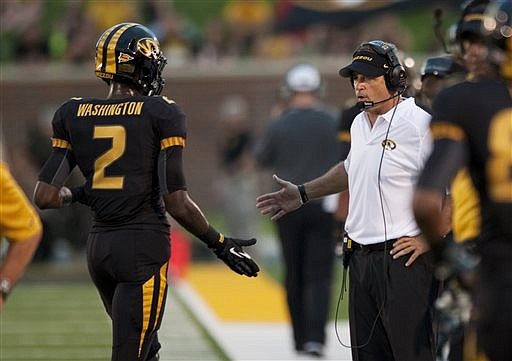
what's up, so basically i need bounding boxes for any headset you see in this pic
[362,40,407,93]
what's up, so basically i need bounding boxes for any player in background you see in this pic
[0,159,42,312]
[413,1,512,360]
[33,23,259,361]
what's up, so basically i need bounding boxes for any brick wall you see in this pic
[1,63,354,209]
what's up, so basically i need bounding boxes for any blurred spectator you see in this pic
[415,55,467,110]
[215,95,258,239]
[86,0,141,33]
[0,1,47,63]
[256,64,340,358]
[222,0,273,57]
[52,1,97,63]
[143,1,201,67]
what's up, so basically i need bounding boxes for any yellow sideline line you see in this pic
[185,263,289,322]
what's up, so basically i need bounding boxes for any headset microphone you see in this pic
[356,92,402,110]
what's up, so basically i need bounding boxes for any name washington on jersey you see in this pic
[76,101,144,117]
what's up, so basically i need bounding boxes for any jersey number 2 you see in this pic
[92,125,126,189]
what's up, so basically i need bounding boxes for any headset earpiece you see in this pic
[365,40,407,93]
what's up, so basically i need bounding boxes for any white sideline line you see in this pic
[174,280,354,361]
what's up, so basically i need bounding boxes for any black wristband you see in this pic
[298,184,309,204]
[198,225,224,249]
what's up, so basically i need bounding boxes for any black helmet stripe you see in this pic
[100,23,136,73]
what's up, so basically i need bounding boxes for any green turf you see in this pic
[0,283,111,361]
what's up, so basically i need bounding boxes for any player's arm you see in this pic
[413,136,467,253]
[0,163,43,310]
[33,147,81,209]
[160,146,259,277]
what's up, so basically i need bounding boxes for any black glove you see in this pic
[212,237,260,277]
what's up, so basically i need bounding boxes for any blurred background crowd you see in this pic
[1,0,461,65]
[1,0,462,267]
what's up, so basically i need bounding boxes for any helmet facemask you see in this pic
[132,37,167,96]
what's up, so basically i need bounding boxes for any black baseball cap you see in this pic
[420,56,467,80]
[339,48,389,78]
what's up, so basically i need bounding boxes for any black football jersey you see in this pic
[418,79,512,242]
[47,95,186,232]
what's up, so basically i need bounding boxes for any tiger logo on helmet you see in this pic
[95,23,167,96]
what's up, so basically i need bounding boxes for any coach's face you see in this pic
[353,73,392,114]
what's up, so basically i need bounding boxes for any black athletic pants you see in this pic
[87,229,170,361]
[348,242,438,361]
[476,241,512,361]
[276,201,335,351]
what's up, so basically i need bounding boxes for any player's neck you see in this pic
[107,83,141,99]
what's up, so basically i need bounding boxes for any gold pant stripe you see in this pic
[160,136,185,150]
[153,263,168,329]
[138,276,155,358]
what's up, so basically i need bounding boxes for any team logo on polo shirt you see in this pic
[381,139,396,150]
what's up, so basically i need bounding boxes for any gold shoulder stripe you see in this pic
[431,122,466,141]
[161,136,185,149]
[162,96,175,105]
[337,131,351,143]
[51,138,71,149]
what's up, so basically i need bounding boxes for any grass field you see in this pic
[0,256,348,361]
[0,280,226,361]
[1,283,111,361]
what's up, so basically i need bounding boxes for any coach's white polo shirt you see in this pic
[343,97,431,245]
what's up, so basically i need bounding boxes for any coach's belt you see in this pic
[346,236,397,252]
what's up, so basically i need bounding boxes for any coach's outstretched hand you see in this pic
[256,174,302,221]
[212,237,260,277]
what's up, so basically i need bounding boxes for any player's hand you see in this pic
[213,237,260,277]
[390,234,430,267]
[256,174,302,221]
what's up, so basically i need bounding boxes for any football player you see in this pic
[0,160,42,312]
[413,1,512,360]
[33,23,259,361]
